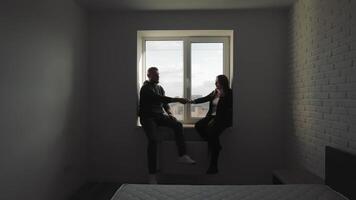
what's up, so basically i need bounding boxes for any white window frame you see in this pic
[137,30,234,124]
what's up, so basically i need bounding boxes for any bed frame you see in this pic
[325,146,356,200]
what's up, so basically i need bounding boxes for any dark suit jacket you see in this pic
[193,89,233,127]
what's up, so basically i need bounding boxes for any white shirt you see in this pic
[211,96,220,116]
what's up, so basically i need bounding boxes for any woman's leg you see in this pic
[195,116,214,140]
[206,124,226,174]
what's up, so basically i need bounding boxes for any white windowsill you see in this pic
[136,123,195,129]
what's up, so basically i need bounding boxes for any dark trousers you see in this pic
[195,116,227,167]
[140,114,186,174]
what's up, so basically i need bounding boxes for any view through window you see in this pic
[141,34,231,123]
[191,43,223,118]
[145,41,184,120]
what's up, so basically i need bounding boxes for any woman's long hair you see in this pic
[217,74,230,93]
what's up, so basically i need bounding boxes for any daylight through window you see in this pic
[138,31,233,123]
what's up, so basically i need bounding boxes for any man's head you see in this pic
[147,67,159,83]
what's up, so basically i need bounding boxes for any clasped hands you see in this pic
[174,98,195,104]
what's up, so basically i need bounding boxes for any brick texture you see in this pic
[287,0,356,178]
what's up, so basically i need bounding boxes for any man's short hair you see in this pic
[147,67,158,74]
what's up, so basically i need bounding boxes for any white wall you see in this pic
[287,0,356,178]
[88,10,288,184]
[0,0,88,199]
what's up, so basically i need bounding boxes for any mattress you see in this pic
[111,184,347,200]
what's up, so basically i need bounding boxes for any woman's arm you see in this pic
[192,91,215,104]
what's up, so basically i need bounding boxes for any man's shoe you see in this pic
[177,155,196,165]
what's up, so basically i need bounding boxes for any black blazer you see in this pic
[193,89,233,127]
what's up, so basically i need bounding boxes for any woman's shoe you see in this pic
[148,174,157,184]
[206,165,218,174]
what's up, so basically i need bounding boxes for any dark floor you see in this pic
[70,182,122,200]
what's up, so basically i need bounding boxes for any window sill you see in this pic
[136,123,195,129]
[183,124,195,128]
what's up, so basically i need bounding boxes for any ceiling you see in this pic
[76,0,295,11]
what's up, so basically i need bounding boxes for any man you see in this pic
[139,67,196,184]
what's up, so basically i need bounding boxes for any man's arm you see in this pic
[163,104,172,115]
[141,85,174,104]
[163,104,178,120]
[141,85,189,105]
[161,87,171,114]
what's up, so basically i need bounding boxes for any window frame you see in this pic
[137,30,234,124]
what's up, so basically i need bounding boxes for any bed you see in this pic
[111,146,355,200]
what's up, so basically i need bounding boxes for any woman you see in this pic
[191,75,233,174]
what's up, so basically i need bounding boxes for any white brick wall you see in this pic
[287,0,356,178]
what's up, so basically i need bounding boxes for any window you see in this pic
[138,30,233,124]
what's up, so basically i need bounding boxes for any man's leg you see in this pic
[140,117,159,175]
[156,115,196,164]
[157,115,186,156]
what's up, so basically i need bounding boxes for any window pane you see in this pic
[191,43,223,118]
[145,41,184,120]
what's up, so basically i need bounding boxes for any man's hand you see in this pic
[175,98,189,104]
[187,99,195,104]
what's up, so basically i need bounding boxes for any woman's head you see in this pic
[215,74,230,91]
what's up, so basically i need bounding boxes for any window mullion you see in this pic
[183,38,191,123]
[187,38,192,123]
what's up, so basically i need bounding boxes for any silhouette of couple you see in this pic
[139,67,232,183]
